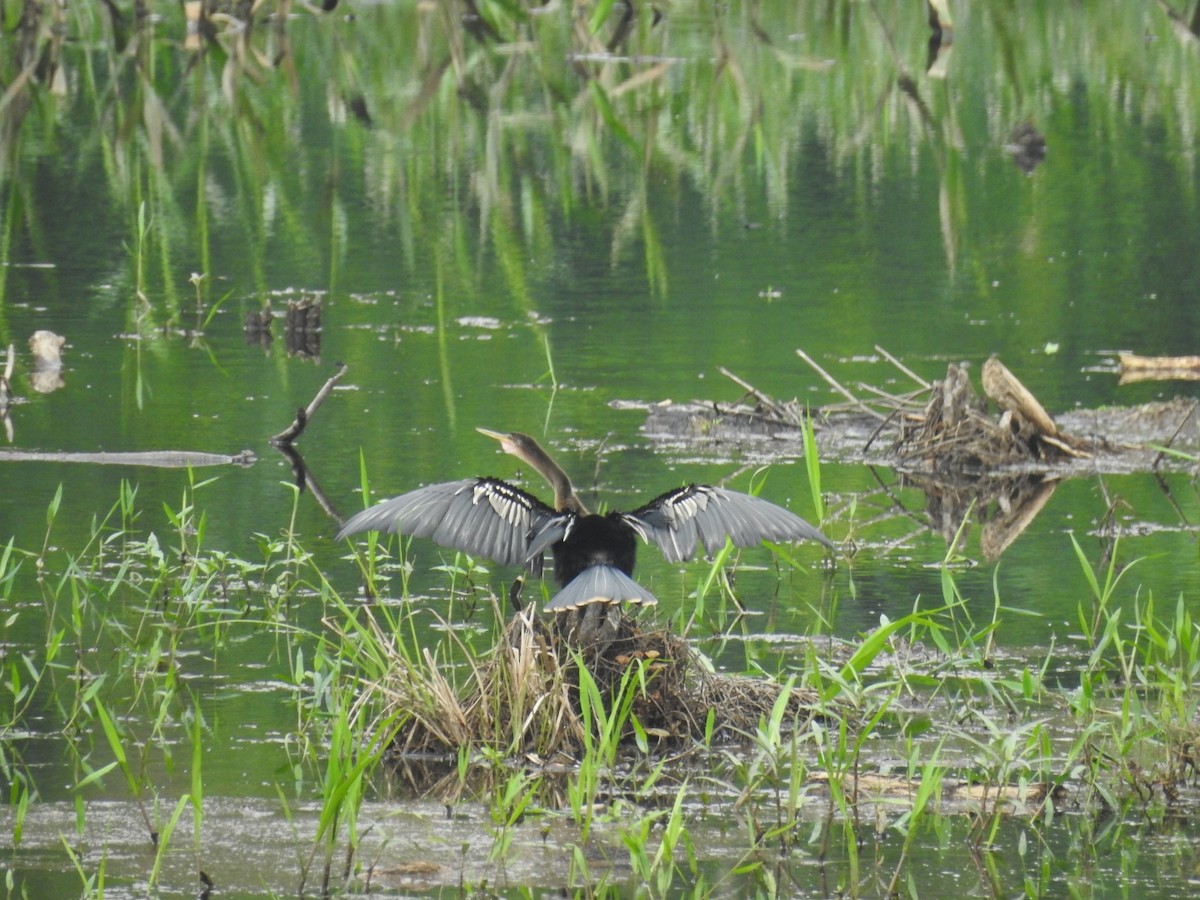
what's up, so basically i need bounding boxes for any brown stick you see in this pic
[270,362,348,446]
[855,382,928,409]
[796,348,888,421]
[874,345,930,390]
[1151,399,1200,470]
[717,366,794,422]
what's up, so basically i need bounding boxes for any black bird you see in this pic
[336,428,834,612]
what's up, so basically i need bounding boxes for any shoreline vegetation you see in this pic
[0,455,1196,894]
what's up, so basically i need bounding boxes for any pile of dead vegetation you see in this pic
[637,350,1197,560]
[350,606,816,766]
[640,348,1198,475]
[892,356,1098,473]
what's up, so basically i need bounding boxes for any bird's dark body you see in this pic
[552,514,639,585]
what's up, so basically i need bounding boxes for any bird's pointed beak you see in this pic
[477,427,516,455]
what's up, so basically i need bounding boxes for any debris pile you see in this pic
[368,608,817,764]
[895,357,1095,474]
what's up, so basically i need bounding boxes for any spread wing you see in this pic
[336,477,557,568]
[619,484,834,563]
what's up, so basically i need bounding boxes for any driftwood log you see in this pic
[1119,352,1200,383]
[979,356,1090,460]
[0,449,256,467]
[980,356,1057,437]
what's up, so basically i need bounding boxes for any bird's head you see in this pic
[477,427,537,460]
[477,428,581,511]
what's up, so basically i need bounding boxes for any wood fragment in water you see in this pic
[981,356,1058,437]
[270,361,348,446]
[1119,352,1200,383]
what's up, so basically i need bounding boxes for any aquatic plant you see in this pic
[1,449,1200,895]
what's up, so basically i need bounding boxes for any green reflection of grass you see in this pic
[5,0,1200,324]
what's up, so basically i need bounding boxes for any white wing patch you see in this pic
[337,477,557,567]
[623,484,833,563]
[477,481,537,530]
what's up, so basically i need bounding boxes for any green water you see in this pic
[2,0,1200,895]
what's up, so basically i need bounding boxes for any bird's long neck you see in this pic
[523,442,589,516]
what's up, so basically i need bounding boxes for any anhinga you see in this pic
[336,428,834,612]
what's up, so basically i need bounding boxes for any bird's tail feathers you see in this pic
[544,565,658,612]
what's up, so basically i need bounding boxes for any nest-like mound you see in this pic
[375,608,817,764]
[893,358,1095,472]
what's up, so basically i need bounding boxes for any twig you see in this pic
[1151,470,1193,531]
[855,382,928,410]
[270,362,348,446]
[717,366,794,422]
[862,408,903,454]
[1151,398,1200,471]
[275,442,342,516]
[795,348,887,421]
[866,467,920,518]
[874,345,930,389]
